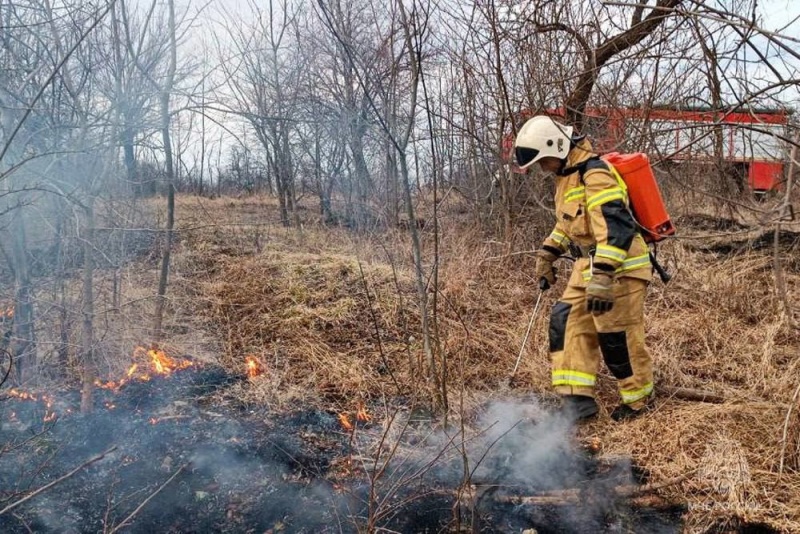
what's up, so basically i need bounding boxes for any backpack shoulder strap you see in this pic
[570,156,606,185]
[578,156,629,203]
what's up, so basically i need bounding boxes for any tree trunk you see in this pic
[153,180,174,341]
[53,206,70,375]
[122,127,138,195]
[349,119,371,230]
[496,165,514,244]
[153,0,177,341]
[399,148,440,403]
[281,124,301,228]
[10,207,35,385]
[80,203,95,413]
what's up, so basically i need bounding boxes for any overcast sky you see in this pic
[176,0,800,165]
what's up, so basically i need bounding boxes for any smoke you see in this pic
[384,398,596,491]
[469,399,579,489]
[467,399,639,531]
[361,397,656,533]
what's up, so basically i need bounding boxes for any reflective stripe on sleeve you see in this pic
[620,382,654,404]
[608,166,628,195]
[548,230,570,247]
[552,370,597,387]
[586,188,626,210]
[564,187,585,203]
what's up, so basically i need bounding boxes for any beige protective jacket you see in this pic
[541,139,652,288]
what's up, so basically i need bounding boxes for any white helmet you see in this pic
[513,115,574,169]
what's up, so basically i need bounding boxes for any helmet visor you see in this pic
[515,146,540,168]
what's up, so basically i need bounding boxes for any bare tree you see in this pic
[152,0,178,341]
[0,0,118,392]
[218,0,305,227]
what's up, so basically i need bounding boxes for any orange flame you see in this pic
[8,346,195,423]
[146,347,192,375]
[245,355,263,379]
[356,405,371,423]
[338,413,354,431]
[95,347,193,392]
[6,389,56,423]
[8,388,37,401]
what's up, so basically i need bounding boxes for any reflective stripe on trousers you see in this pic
[552,370,597,387]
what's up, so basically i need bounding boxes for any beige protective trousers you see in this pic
[549,277,654,409]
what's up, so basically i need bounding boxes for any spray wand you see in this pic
[510,277,549,379]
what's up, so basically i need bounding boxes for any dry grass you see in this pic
[147,194,800,531]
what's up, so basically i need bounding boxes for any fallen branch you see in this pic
[0,446,118,516]
[107,463,188,534]
[498,492,677,510]
[494,472,693,507]
[660,386,726,404]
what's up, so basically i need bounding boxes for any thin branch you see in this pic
[107,463,188,534]
[0,446,118,516]
[0,0,119,166]
[525,22,592,62]
[357,260,402,394]
[603,1,800,46]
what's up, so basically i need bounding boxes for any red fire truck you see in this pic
[504,105,793,193]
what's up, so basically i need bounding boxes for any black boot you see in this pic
[559,395,599,421]
[610,397,653,422]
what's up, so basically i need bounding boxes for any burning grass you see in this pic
[94,345,195,391]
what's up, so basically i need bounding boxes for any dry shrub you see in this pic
[644,241,800,400]
[195,248,417,408]
[600,402,800,531]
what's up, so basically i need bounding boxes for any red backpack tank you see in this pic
[601,152,676,243]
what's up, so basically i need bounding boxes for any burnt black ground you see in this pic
[0,365,688,533]
[1,367,354,533]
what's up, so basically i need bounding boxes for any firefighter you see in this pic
[514,115,654,422]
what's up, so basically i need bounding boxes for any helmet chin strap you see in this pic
[555,158,570,176]
[555,134,588,176]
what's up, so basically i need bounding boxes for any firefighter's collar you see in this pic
[557,139,596,176]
